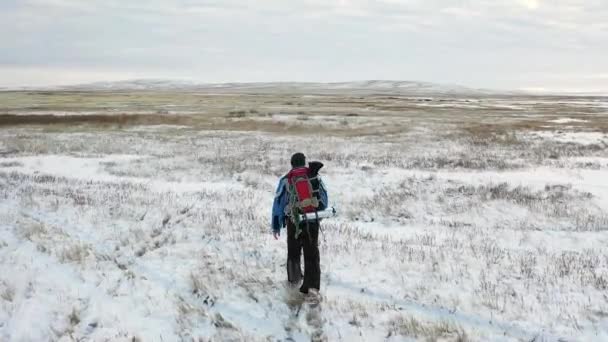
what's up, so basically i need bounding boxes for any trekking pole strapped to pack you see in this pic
[299,207,337,222]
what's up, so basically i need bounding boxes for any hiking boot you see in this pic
[300,286,320,296]
[305,288,321,305]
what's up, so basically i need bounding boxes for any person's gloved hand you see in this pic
[273,230,280,240]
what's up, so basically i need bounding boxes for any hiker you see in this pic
[272,152,328,295]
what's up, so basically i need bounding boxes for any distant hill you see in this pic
[50,79,517,96]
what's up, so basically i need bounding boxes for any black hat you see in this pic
[290,152,306,168]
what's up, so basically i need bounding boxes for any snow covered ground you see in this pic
[1,92,608,341]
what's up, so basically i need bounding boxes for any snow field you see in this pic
[1,109,608,341]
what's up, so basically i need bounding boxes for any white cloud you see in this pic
[520,0,541,10]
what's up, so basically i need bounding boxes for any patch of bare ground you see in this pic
[0,114,195,127]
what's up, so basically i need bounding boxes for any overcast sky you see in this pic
[0,0,606,92]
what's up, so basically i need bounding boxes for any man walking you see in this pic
[272,153,328,295]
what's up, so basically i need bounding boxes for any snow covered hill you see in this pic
[54,79,510,96]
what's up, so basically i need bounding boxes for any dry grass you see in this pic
[464,121,552,137]
[0,113,399,137]
[0,161,23,168]
[465,116,608,136]
[1,283,15,302]
[189,272,211,299]
[21,222,48,241]
[386,315,468,341]
[59,244,92,264]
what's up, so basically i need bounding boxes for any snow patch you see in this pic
[1,154,240,193]
[549,118,589,124]
[530,131,607,145]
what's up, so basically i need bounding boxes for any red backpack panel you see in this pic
[287,167,319,214]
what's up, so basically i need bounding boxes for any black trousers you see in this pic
[286,219,320,291]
